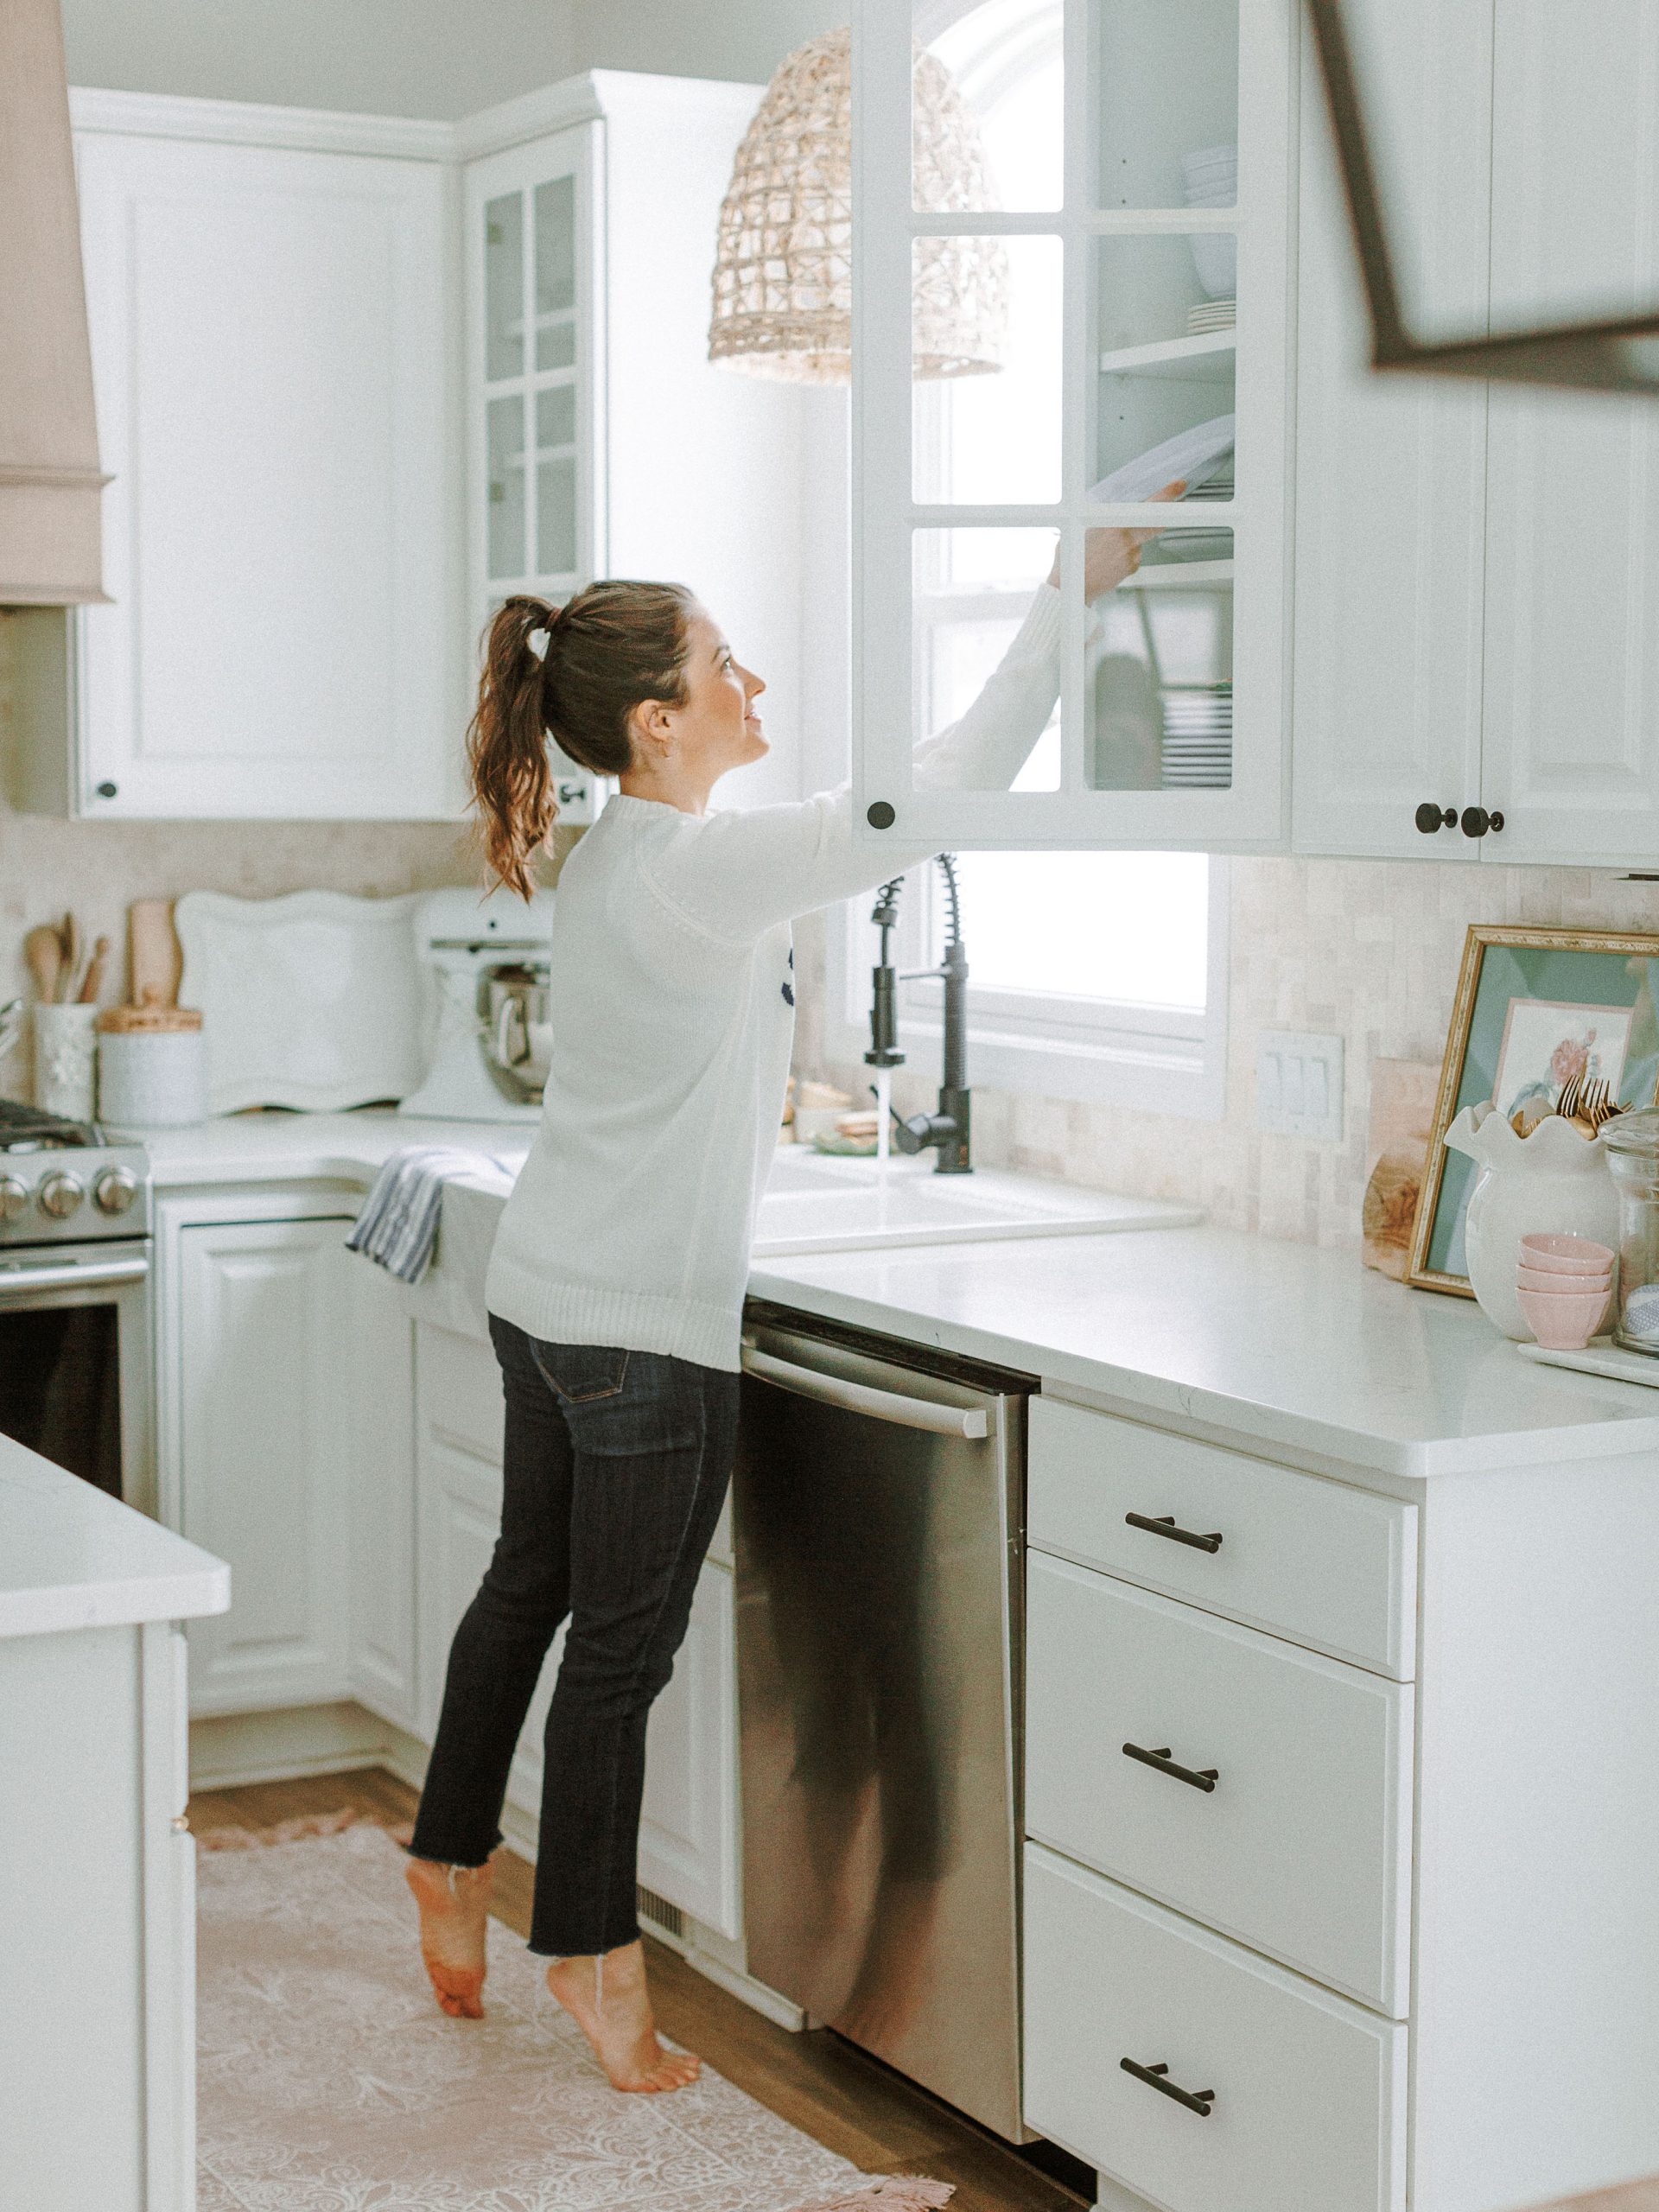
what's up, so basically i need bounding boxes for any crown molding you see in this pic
[69,70,764,169]
[68,86,454,161]
[449,75,607,162]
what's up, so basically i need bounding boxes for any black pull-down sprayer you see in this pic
[863,857,972,1174]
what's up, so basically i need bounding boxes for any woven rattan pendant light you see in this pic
[709,27,1007,385]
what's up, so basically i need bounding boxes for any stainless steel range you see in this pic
[0,1102,153,1510]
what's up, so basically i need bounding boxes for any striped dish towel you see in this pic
[346,1147,514,1285]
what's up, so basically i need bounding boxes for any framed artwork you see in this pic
[1408,925,1659,1297]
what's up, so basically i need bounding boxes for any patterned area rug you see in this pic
[195,1818,951,2212]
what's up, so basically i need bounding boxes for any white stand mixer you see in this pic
[398,887,556,1123]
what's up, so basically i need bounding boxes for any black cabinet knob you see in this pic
[95,781,118,799]
[867,801,896,830]
[1460,805,1504,838]
[1414,802,1457,834]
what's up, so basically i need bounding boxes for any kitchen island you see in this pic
[1,1436,228,2210]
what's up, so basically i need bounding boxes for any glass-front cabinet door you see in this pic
[853,0,1293,850]
[465,127,604,820]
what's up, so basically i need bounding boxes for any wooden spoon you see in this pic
[23,925,62,1006]
[59,912,81,1002]
[77,935,111,1005]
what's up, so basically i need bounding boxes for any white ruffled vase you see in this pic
[1443,1103,1618,1339]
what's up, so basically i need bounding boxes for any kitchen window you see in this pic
[826,0,1228,1118]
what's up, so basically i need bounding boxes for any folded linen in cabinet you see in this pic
[346,1147,513,1284]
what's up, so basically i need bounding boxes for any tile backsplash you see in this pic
[796,856,1659,1252]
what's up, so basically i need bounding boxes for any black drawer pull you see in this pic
[1125,1510,1223,1554]
[1123,1742,1218,1793]
[1121,2057,1216,2116]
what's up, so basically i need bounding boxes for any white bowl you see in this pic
[1189,233,1237,299]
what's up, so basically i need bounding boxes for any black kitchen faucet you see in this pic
[864,857,971,1174]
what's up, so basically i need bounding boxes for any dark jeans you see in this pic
[408,1316,738,1957]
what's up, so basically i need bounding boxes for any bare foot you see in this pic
[405,1853,493,2019]
[546,1940,702,2093]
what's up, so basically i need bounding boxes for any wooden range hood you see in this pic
[0,0,106,603]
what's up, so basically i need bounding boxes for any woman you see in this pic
[404,498,1177,2095]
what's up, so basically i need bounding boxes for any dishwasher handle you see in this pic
[741,1343,991,1440]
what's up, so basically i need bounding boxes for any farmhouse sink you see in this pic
[753,1147,1200,1256]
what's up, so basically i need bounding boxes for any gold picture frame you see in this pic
[1408,925,1659,1298]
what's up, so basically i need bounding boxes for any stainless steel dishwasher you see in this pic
[734,1303,1033,2142]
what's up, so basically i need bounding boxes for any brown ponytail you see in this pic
[467,579,697,899]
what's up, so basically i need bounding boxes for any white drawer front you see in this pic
[1027,1555,1413,2013]
[1030,1396,1416,1678]
[1023,1844,1408,2212]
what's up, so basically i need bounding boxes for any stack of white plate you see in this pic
[1183,143,1237,300]
[1161,687,1233,787]
[1188,298,1236,334]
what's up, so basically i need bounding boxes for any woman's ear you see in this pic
[641,703,681,765]
[631,697,676,762]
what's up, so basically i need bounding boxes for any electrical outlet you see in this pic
[1255,1031,1344,1141]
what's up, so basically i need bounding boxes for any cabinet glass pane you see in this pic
[912,529,1061,790]
[537,384,576,451]
[1094,0,1236,209]
[1093,235,1236,489]
[485,193,524,382]
[914,234,1062,502]
[915,0,1065,214]
[1086,527,1232,791]
[486,395,526,581]
[537,454,577,578]
[535,175,576,370]
[539,318,576,373]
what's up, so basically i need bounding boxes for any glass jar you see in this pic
[1601,1110,1659,1351]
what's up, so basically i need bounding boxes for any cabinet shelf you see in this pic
[1097,330,1236,380]
[1122,558,1234,588]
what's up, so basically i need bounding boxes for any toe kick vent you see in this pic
[637,1884,686,1942]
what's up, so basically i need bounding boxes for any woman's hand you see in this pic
[1047,479,1188,600]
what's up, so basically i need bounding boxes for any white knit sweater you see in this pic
[485,586,1063,1371]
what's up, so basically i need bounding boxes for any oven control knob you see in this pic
[0,1176,28,1223]
[93,1167,138,1217]
[38,1172,86,1220]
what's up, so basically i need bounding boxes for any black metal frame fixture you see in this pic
[1306,0,1659,395]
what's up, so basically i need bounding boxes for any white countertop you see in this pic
[752,1229,1659,1481]
[142,1109,534,1190]
[0,1435,229,1638]
[136,1108,1659,1483]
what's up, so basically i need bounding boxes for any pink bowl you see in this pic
[1516,1260,1612,1296]
[1518,1232,1616,1275]
[1516,1281,1613,1350]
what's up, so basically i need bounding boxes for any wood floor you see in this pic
[188,1766,1094,2212]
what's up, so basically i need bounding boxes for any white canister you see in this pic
[97,1005,208,1127]
[34,1002,99,1122]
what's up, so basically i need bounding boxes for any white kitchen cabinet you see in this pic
[340,1256,419,1732]
[167,1208,353,1714]
[1025,1389,1659,2211]
[1289,0,1491,861]
[414,1319,742,1936]
[1479,0,1659,864]
[3,1611,207,2212]
[64,101,456,820]
[1294,0,1659,867]
[850,0,1294,852]
[459,73,806,820]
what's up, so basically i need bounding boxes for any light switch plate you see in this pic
[1255,1030,1344,1141]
